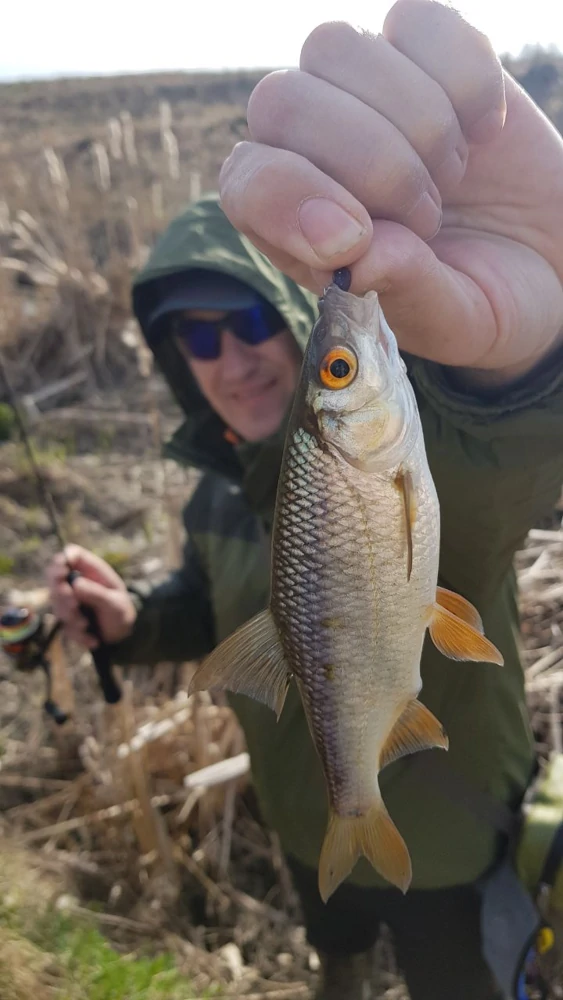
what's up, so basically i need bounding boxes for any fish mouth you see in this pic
[301,402,325,445]
[311,393,367,419]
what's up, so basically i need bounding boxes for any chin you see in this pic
[232,408,285,443]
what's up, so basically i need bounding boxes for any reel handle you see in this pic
[66,571,122,704]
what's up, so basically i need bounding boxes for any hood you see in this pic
[132,193,317,490]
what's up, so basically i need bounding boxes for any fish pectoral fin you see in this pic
[188,609,290,719]
[435,587,484,633]
[380,699,448,771]
[394,468,415,582]
[429,604,504,665]
[318,803,412,903]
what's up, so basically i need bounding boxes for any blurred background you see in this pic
[0,3,563,998]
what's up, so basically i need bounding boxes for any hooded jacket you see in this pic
[110,192,563,889]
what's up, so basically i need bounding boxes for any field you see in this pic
[1,48,563,999]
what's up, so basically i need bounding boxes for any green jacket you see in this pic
[111,192,563,890]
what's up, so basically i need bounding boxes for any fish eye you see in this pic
[319,347,358,390]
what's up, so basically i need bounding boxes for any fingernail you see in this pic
[298,198,367,261]
[407,190,442,239]
[467,107,506,144]
[435,148,466,189]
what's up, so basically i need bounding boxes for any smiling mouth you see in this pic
[232,377,277,402]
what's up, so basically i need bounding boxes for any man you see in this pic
[49,3,563,998]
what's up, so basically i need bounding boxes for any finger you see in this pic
[220,141,373,268]
[51,585,80,622]
[64,622,98,650]
[310,221,496,367]
[64,545,125,591]
[300,21,467,192]
[383,0,506,144]
[46,553,71,586]
[247,70,443,240]
[70,575,119,617]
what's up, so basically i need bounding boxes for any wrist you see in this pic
[444,325,563,397]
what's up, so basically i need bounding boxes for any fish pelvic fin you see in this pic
[318,801,412,903]
[188,609,290,719]
[429,591,503,665]
[435,587,484,632]
[380,699,448,771]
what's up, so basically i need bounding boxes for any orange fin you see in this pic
[429,605,503,665]
[189,609,290,719]
[395,468,415,581]
[318,802,412,903]
[380,699,448,771]
[436,587,484,633]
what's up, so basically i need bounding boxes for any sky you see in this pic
[1,0,562,82]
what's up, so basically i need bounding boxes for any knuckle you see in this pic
[467,69,504,122]
[470,24,500,65]
[383,0,422,40]
[360,144,428,217]
[391,171,430,218]
[247,69,302,145]
[219,141,255,220]
[300,20,359,72]
[221,143,299,232]
[420,99,461,167]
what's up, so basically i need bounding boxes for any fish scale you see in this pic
[272,424,438,816]
[191,280,504,900]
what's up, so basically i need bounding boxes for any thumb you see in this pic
[312,221,493,369]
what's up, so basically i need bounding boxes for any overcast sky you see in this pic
[2,0,562,81]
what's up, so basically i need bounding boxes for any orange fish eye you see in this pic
[319,347,358,390]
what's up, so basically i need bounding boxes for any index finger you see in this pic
[220,142,373,269]
[46,552,71,586]
[63,545,125,590]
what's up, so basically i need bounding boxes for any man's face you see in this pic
[176,308,303,442]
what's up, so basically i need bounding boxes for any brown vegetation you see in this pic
[0,49,563,998]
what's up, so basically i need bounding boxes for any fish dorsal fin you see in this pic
[380,699,449,771]
[394,469,415,581]
[436,587,484,633]
[429,604,504,665]
[189,609,290,719]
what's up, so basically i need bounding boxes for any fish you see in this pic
[189,277,503,902]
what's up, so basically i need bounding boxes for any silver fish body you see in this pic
[271,413,439,819]
[191,282,503,900]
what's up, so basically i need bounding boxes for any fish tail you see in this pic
[318,800,412,903]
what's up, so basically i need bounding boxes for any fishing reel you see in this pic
[1,594,122,721]
[0,606,69,725]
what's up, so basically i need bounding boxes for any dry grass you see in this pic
[0,66,254,410]
[1,51,563,999]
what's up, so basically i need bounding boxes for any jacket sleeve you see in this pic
[106,516,215,668]
[408,343,563,602]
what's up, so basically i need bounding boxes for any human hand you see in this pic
[46,545,137,649]
[220,1,563,386]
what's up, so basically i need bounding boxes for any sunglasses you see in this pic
[173,303,286,361]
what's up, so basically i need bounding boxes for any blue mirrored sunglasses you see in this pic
[173,303,286,361]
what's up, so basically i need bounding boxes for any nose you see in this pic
[219,329,258,380]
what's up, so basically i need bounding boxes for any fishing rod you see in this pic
[0,353,122,715]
